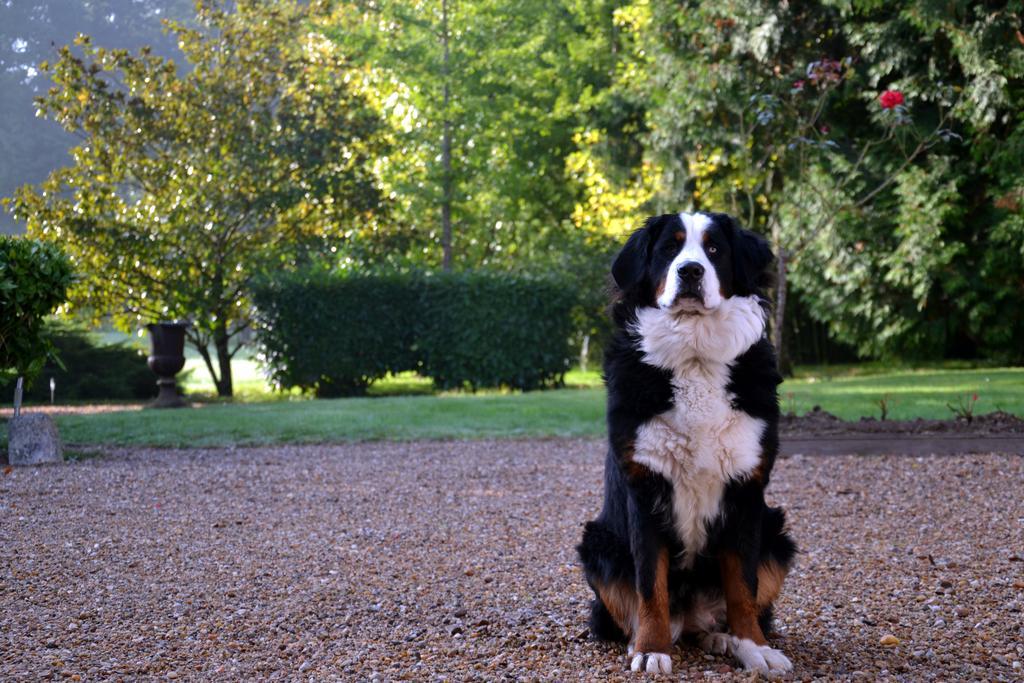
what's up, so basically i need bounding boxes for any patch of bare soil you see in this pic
[781,407,1024,437]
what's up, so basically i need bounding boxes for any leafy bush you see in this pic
[0,325,156,402]
[253,270,577,395]
[0,236,74,383]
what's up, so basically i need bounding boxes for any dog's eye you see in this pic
[707,245,718,255]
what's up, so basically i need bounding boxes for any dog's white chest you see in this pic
[629,297,768,566]
[633,361,764,566]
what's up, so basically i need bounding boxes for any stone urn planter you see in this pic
[147,321,189,408]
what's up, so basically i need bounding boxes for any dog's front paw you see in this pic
[729,638,792,675]
[629,651,673,674]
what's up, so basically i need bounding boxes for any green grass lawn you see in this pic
[50,388,606,447]
[782,366,1022,421]
[179,358,279,399]
[8,365,1016,448]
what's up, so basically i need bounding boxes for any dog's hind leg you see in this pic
[720,551,793,674]
[578,519,635,643]
[757,505,796,635]
[590,581,635,643]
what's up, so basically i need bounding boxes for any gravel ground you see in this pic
[2,440,1023,682]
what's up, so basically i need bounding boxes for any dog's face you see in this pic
[612,212,773,313]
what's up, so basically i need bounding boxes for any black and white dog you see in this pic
[578,212,796,675]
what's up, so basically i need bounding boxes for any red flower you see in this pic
[972,393,979,402]
[879,90,904,109]
[793,80,805,90]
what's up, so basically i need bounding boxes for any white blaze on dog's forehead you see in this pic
[679,212,712,253]
[657,213,722,309]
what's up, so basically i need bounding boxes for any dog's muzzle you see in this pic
[676,261,704,300]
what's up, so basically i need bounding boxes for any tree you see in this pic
[322,1,637,363]
[606,0,981,367]
[325,0,589,270]
[5,0,387,396]
[791,1,1024,362]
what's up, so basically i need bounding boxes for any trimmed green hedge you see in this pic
[253,272,420,396]
[253,270,576,395]
[418,272,577,390]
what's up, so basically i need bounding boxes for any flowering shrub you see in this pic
[879,90,905,109]
[806,58,844,86]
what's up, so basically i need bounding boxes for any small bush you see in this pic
[0,325,156,402]
[253,270,577,394]
[0,237,74,382]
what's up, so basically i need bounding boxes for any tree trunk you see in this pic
[213,325,233,398]
[440,0,453,271]
[773,243,792,376]
[194,340,221,396]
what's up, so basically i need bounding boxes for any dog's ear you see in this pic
[612,215,667,291]
[730,221,774,296]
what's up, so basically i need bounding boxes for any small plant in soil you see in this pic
[947,392,980,424]
[876,393,893,421]
[784,391,797,417]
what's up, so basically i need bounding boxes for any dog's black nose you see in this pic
[679,262,705,282]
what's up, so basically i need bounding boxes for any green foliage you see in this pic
[4,0,387,396]
[0,236,73,382]
[788,1,1024,362]
[5,0,1024,369]
[0,323,155,401]
[507,226,619,368]
[591,0,1024,363]
[252,270,420,397]
[418,272,577,391]
[253,270,577,395]
[324,0,610,270]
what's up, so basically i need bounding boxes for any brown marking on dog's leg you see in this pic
[620,446,658,484]
[720,552,767,645]
[622,460,652,481]
[596,581,637,638]
[634,547,672,653]
[756,560,788,609]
